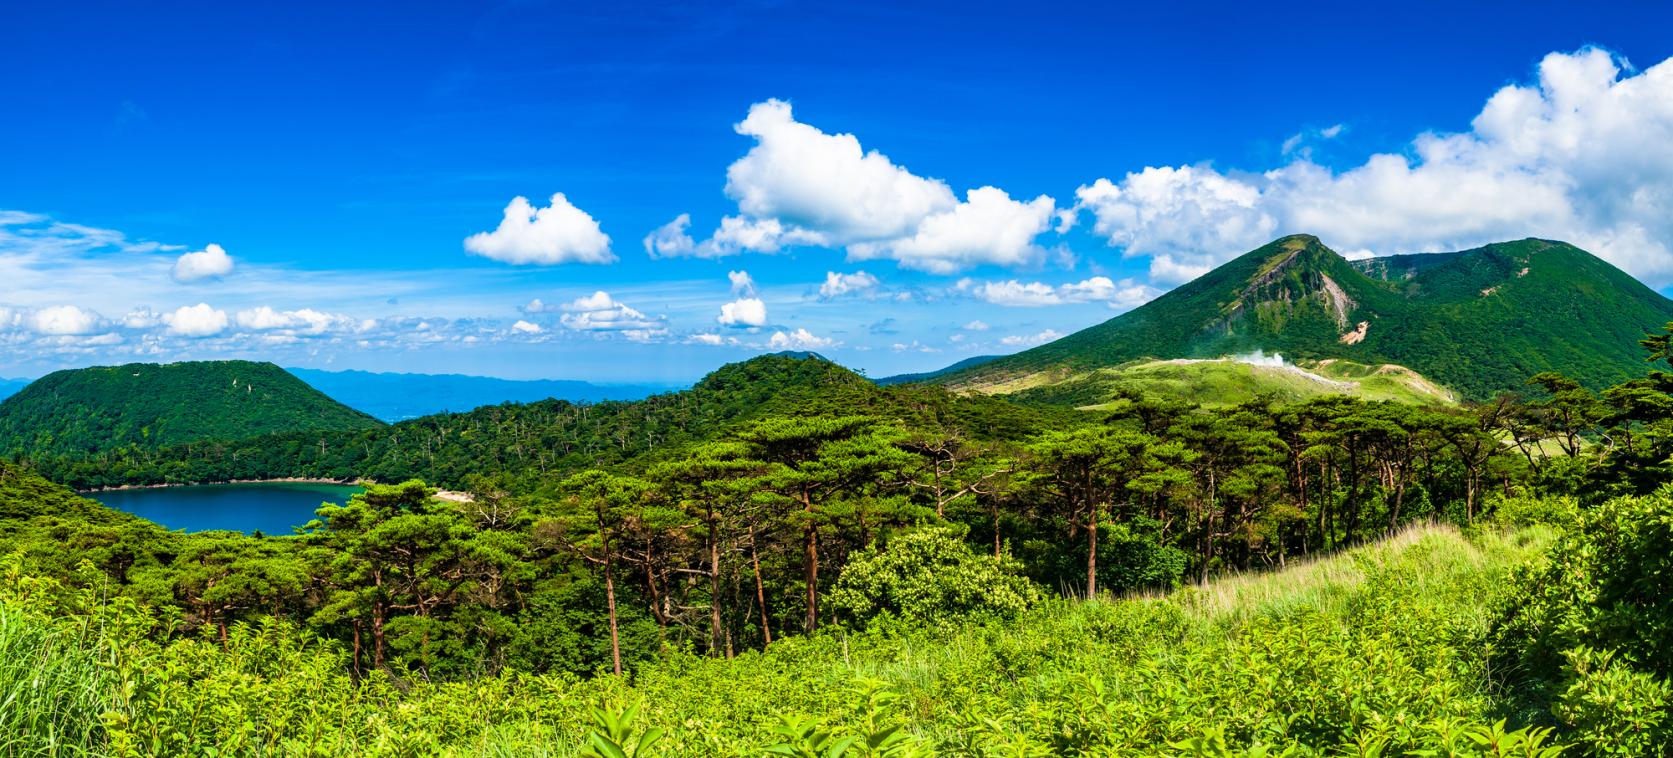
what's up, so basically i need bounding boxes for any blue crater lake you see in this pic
[87,482,363,534]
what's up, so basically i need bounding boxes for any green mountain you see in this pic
[0,360,383,457]
[28,353,1073,491]
[934,235,1673,399]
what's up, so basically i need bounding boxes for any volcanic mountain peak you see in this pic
[927,235,1673,400]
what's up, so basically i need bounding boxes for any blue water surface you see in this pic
[87,482,362,534]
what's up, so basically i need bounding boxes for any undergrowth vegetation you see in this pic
[0,522,1574,756]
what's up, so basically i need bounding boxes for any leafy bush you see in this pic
[828,526,1042,628]
[1494,487,1673,754]
[1489,493,1580,530]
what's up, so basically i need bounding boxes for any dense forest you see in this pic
[3,325,1673,754]
[0,360,381,458]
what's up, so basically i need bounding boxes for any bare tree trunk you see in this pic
[708,520,726,657]
[750,524,772,646]
[604,558,623,676]
[804,523,819,632]
[802,489,819,633]
[1086,501,1099,599]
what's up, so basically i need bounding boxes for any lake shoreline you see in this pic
[78,478,476,502]
[76,477,364,494]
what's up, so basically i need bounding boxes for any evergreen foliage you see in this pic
[0,360,381,458]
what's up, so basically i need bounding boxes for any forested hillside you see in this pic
[932,236,1673,399]
[4,316,1673,754]
[25,354,1073,491]
[0,360,381,458]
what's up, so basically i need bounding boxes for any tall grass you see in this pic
[0,607,113,756]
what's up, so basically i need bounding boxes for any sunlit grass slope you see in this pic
[1006,357,1457,409]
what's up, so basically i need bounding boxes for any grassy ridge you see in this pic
[1010,357,1457,409]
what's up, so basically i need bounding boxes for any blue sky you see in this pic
[4,1,1673,382]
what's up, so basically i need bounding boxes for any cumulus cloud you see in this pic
[686,333,729,346]
[962,320,989,331]
[172,243,233,282]
[29,305,102,335]
[727,99,956,242]
[163,303,229,337]
[511,319,542,334]
[234,306,355,335]
[1068,48,1673,284]
[768,327,836,350]
[122,307,160,329]
[847,187,1057,273]
[817,270,880,299]
[1000,329,1064,347]
[643,213,696,258]
[465,193,615,265]
[674,99,1056,272]
[958,276,1159,309]
[557,291,665,336]
[717,297,768,328]
[728,270,757,296]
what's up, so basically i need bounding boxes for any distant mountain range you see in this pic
[0,360,381,457]
[928,236,1673,400]
[285,368,677,422]
[0,378,28,403]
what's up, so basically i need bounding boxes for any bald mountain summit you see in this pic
[0,360,382,458]
[932,235,1673,401]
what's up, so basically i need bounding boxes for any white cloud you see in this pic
[717,297,768,328]
[686,333,728,346]
[163,303,229,337]
[511,319,542,334]
[697,215,830,257]
[817,270,880,299]
[643,213,696,258]
[1058,276,1161,309]
[1071,48,1673,285]
[726,99,957,243]
[957,276,1159,309]
[1001,329,1063,347]
[728,270,757,296]
[234,306,354,335]
[768,327,836,350]
[959,279,1060,307]
[557,291,665,333]
[464,193,615,265]
[122,307,160,329]
[1070,169,1276,284]
[685,99,1057,271]
[962,320,989,331]
[30,305,102,335]
[847,187,1056,273]
[172,243,233,282]
[1281,123,1347,157]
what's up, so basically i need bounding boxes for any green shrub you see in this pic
[1489,493,1581,530]
[1494,487,1673,754]
[1553,647,1671,755]
[827,526,1042,628]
